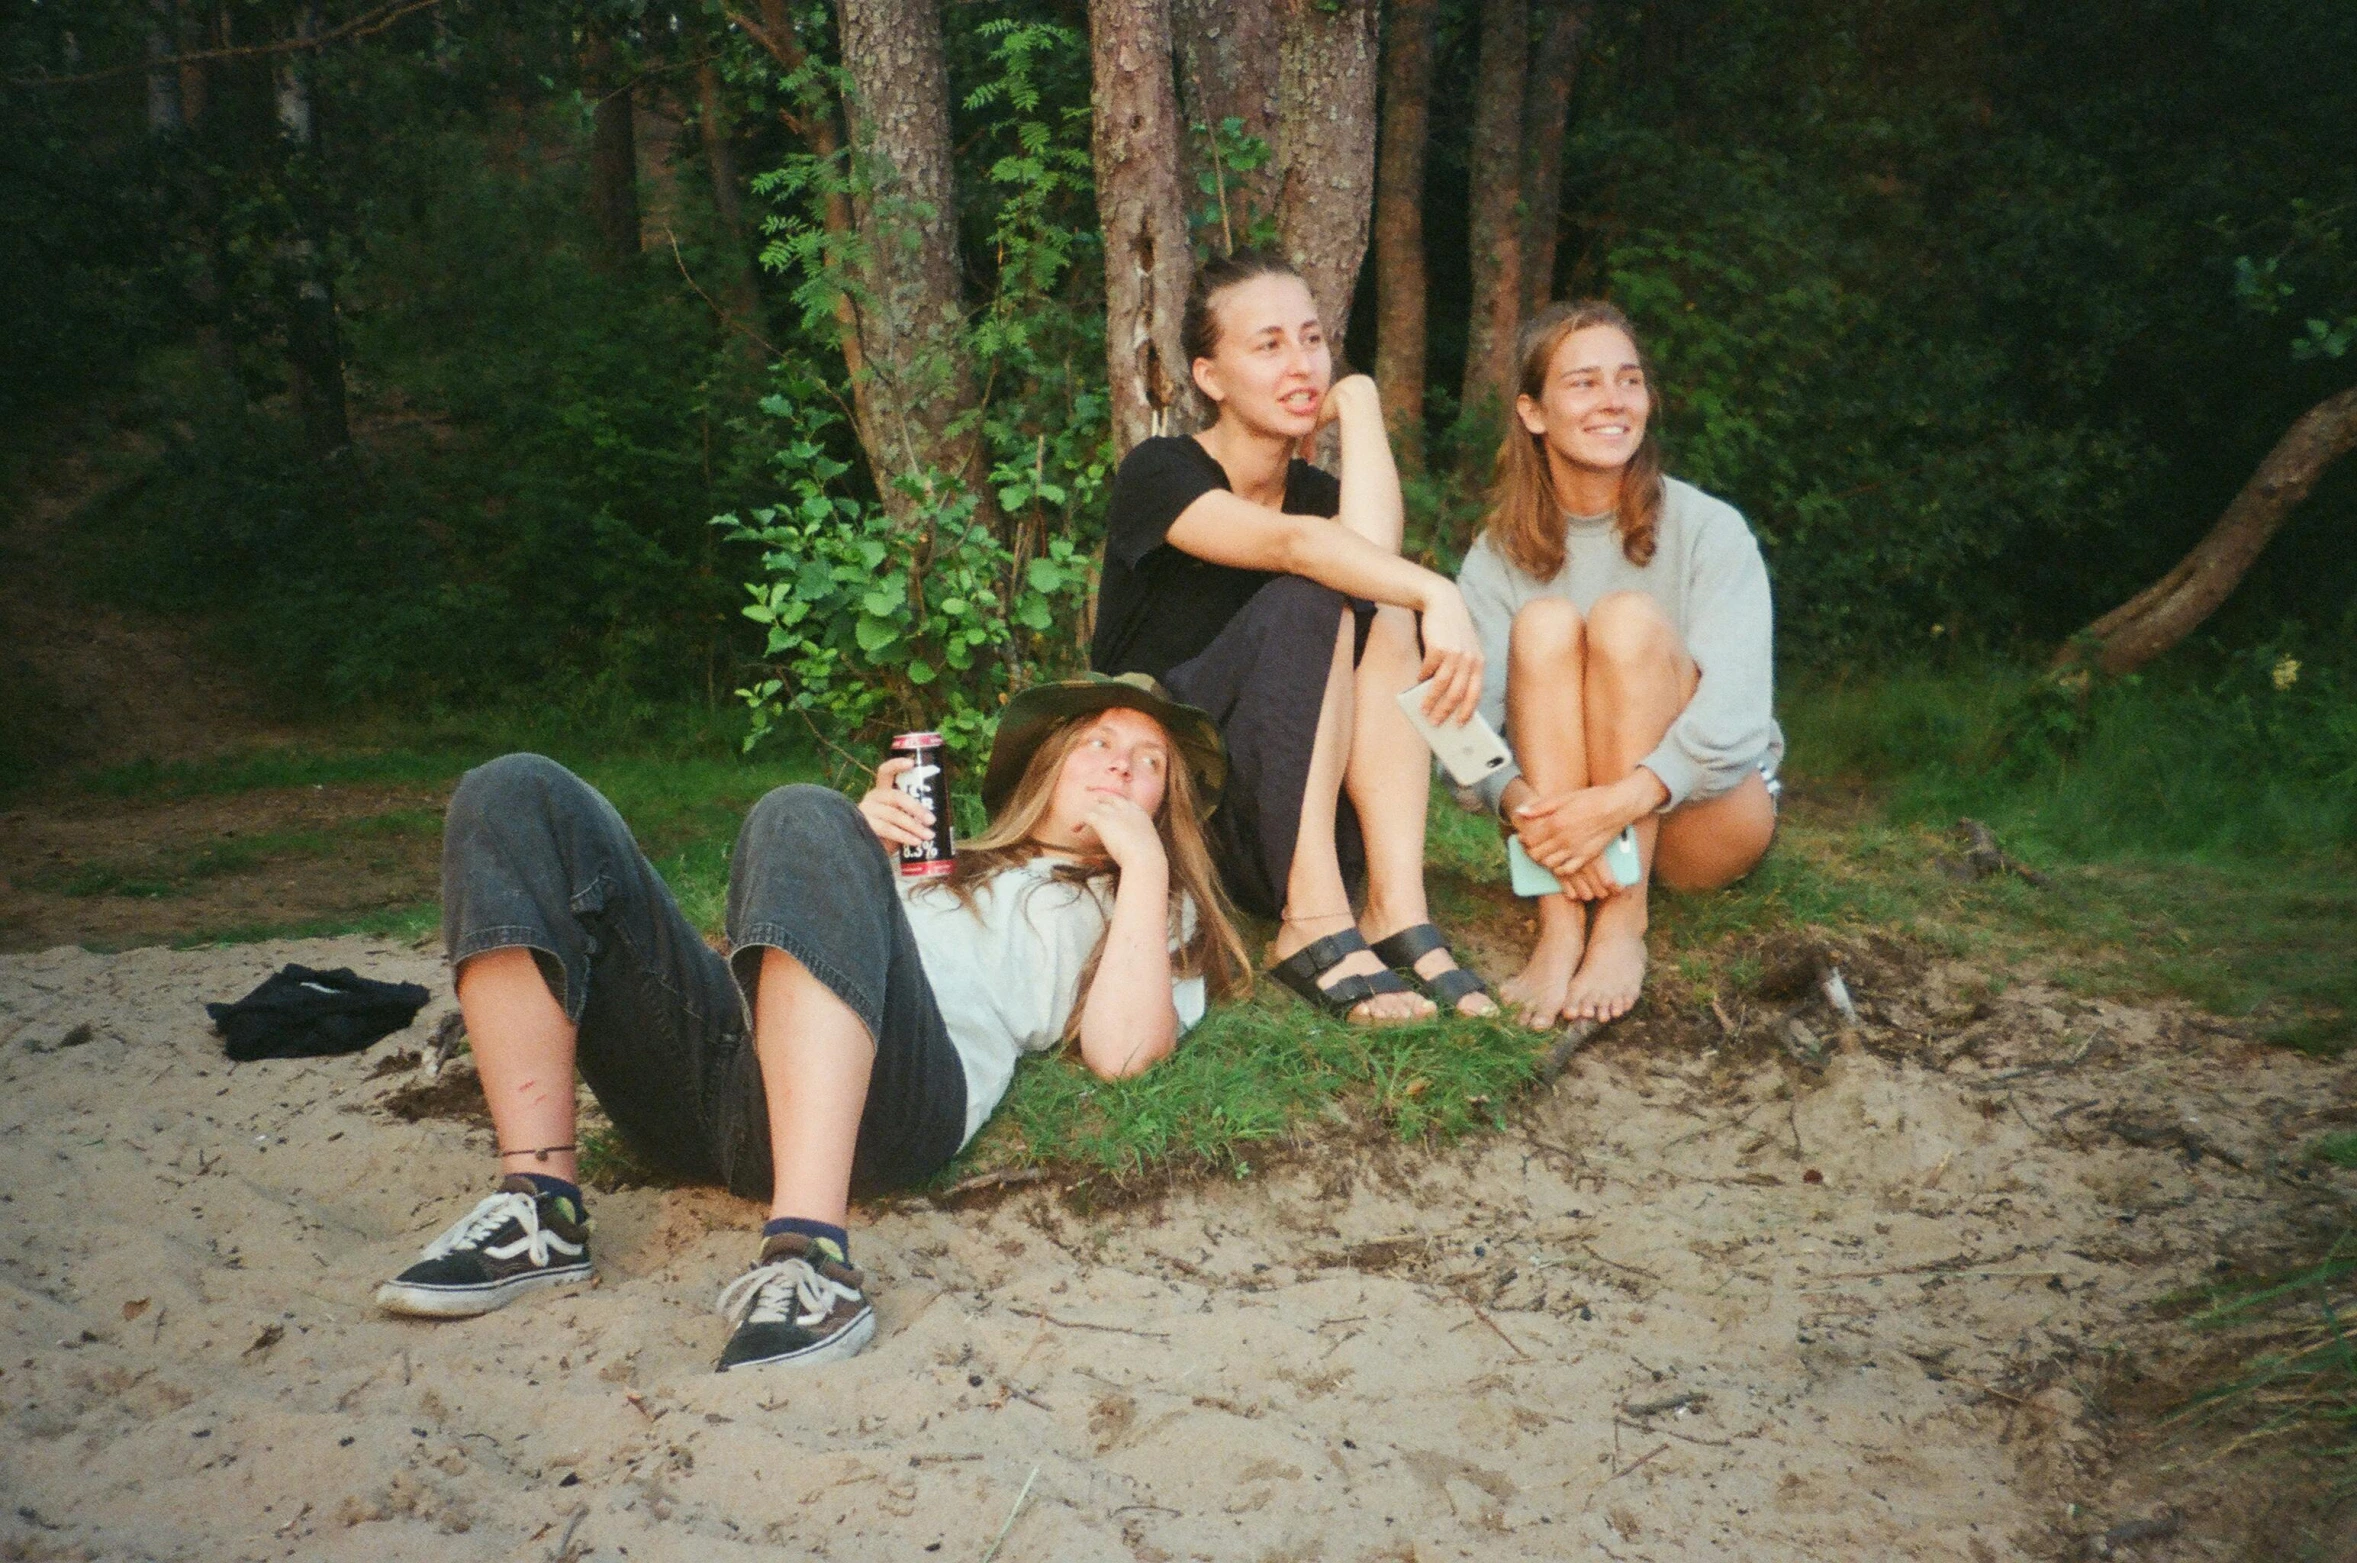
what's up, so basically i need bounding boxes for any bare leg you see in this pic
[1656,772,1778,891]
[1498,599,1591,1027]
[1352,605,1495,1015]
[459,947,582,1186]
[1269,609,1432,1022]
[753,948,874,1228]
[1564,592,1695,1023]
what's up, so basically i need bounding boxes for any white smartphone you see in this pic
[1508,827,1641,897]
[1395,678,1513,788]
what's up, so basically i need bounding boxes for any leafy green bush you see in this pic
[715,390,1092,761]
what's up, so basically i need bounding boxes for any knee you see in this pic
[1584,591,1676,666]
[740,784,870,865]
[448,752,589,837]
[745,783,863,839]
[1509,598,1585,666]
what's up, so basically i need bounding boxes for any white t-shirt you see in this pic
[898,858,1206,1148]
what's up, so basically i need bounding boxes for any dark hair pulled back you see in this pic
[1178,249,1305,367]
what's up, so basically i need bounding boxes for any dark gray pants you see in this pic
[1162,575,1374,919]
[439,755,967,1199]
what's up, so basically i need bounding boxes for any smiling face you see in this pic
[1035,708,1172,850]
[1190,273,1332,440]
[1517,324,1651,484]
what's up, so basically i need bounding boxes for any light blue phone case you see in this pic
[1508,828,1640,897]
[1507,836,1561,896]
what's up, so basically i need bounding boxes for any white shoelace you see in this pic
[419,1190,580,1267]
[716,1257,860,1330]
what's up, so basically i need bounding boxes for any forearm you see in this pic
[1333,402,1405,552]
[1283,520,1448,613]
[1076,866,1180,1079]
[1503,768,1668,828]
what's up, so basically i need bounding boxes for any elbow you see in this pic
[1081,1021,1178,1080]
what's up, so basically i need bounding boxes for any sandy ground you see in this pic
[3,935,2354,1562]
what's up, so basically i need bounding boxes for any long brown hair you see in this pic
[924,713,1252,1031]
[1482,300,1666,582]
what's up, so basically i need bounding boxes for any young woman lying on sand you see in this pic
[1090,250,1497,1023]
[376,675,1247,1370]
[1459,301,1784,1029]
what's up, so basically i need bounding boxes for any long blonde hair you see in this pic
[1482,300,1666,582]
[926,713,1252,1032]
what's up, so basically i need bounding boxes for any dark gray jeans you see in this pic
[440,754,967,1199]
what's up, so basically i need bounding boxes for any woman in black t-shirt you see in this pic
[1090,251,1496,1022]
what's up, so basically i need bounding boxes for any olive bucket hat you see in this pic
[981,672,1227,818]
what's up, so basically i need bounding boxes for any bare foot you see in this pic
[1499,899,1585,1028]
[1563,930,1647,1023]
[1273,916,1434,1024]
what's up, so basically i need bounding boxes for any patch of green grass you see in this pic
[1777,658,2357,1049]
[974,996,1545,1185]
[2313,1134,2357,1170]
[26,809,443,899]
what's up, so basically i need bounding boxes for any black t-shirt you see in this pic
[1089,436,1342,680]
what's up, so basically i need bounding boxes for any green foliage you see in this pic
[731,15,1109,767]
[715,387,1092,762]
[1188,116,1277,252]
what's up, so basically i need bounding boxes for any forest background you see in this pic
[3,0,2354,887]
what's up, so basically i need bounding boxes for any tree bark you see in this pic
[1273,0,1381,357]
[1518,2,1586,318]
[1460,0,1527,422]
[1088,0,1195,457]
[836,0,991,525]
[274,4,348,459]
[1372,0,1438,468]
[146,0,184,132]
[585,33,640,267]
[1171,0,1281,247]
[691,58,768,370]
[2059,385,2357,675]
[737,0,879,449]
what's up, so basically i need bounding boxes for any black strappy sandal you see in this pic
[1268,929,1418,1019]
[1369,923,1495,1014]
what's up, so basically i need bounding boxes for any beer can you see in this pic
[888,730,955,878]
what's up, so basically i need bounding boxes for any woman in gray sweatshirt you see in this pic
[1457,301,1783,1028]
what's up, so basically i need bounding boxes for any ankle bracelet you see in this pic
[498,1143,576,1162]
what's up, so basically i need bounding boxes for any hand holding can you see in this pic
[888,730,956,877]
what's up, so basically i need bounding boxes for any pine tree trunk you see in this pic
[146,0,183,133]
[1088,0,1195,456]
[1273,0,1381,355]
[1171,0,1281,246]
[836,0,991,525]
[274,5,347,460]
[586,34,642,266]
[175,0,236,398]
[1518,3,1586,317]
[1461,0,1528,422]
[693,59,768,369]
[740,0,879,450]
[2061,385,2357,675]
[1373,0,1438,468]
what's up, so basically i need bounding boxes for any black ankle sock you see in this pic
[519,1173,583,1208]
[763,1215,849,1264]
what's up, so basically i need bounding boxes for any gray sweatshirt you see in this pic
[1457,476,1785,814]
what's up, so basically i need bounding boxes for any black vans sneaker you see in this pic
[376,1176,592,1318]
[713,1232,875,1371]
